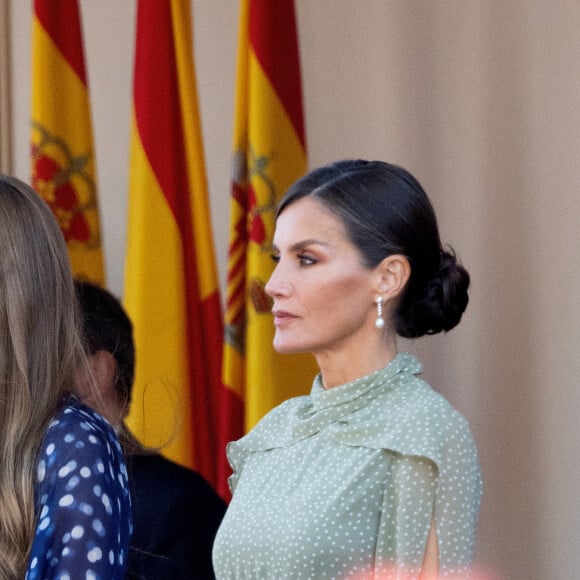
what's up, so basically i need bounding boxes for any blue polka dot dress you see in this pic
[26,396,132,580]
[213,353,482,579]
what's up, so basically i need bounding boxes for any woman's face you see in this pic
[265,197,378,357]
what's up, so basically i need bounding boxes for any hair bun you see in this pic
[396,248,470,338]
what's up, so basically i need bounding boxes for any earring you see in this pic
[374,296,385,329]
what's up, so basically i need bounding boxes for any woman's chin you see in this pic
[272,337,306,355]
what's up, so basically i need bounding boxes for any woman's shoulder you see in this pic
[332,364,478,469]
[396,371,470,427]
[46,396,119,446]
[38,396,126,485]
[30,398,132,580]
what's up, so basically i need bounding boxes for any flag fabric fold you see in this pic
[220,0,318,499]
[124,0,224,490]
[31,0,105,286]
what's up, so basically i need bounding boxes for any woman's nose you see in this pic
[265,263,290,298]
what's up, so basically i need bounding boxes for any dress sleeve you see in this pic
[375,453,438,577]
[432,418,482,577]
[26,411,132,580]
[374,419,482,578]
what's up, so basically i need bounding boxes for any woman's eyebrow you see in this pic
[285,239,330,252]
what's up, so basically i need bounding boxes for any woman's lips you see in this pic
[272,310,298,326]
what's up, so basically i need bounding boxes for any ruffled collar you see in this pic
[310,352,422,411]
[227,352,472,495]
[289,353,422,441]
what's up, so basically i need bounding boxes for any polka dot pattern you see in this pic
[213,353,482,579]
[26,397,132,580]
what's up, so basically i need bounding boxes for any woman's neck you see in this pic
[315,333,398,389]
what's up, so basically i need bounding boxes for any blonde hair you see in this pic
[0,176,96,578]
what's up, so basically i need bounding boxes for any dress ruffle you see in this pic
[227,353,472,493]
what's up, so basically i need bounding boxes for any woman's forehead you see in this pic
[274,198,348,244]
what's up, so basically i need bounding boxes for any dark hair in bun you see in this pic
[277,159,470,338]
[395,248,470,338]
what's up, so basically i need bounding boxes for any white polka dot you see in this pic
[92,519,105,537]
[71,525,84,539]
[38,517,50,531]
[37,460,46,482]
[66,475,80,490]
[58,460,77,478]
[58,494,74,507]
[101,493,112,515]
[87,547,102,563]
[79,502,94,516]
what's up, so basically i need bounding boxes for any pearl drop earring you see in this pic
[374,296,385,329]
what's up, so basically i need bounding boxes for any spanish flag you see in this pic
[124,0,224,487]
[220,0,318,498]
[31,0,104,286]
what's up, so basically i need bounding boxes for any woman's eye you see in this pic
[298,254,316,266]
[270,254,280,263]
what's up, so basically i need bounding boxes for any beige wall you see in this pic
[0,0,11,172]
[9,2,580,578]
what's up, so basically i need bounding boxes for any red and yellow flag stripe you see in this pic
[125,0,223,487]
[31,0,104,285]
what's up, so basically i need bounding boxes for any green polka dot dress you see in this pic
[213,353,482,579]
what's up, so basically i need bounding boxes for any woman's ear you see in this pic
[85,350,127,428]
[87,350,118,399]
[375,254,411,300]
